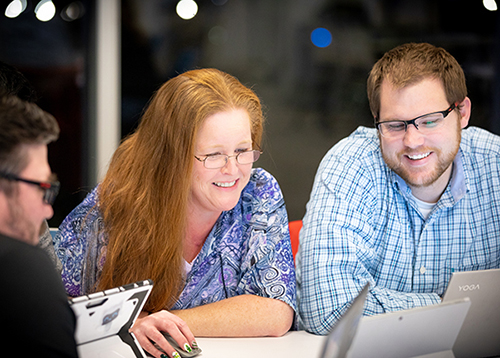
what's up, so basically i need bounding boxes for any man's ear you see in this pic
[458,97,471,129]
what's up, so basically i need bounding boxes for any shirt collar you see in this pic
[449,149,467,201]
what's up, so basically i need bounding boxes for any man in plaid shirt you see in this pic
[297,43,500,334]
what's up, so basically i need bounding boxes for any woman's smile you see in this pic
[213,179,238,188]
[189,108,253,215]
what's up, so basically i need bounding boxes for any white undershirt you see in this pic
[184,253,198,276]
[412,195,437,220]
[184,260,193,275]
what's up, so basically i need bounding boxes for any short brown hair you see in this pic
[0,92,59,177]
[367,43,467,118]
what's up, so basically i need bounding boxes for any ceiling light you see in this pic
[5,0,27,18]
[483,0,498,11]
[176,0,198,20]
[35,0,56,22]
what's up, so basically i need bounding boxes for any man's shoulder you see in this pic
[0,233,60,285]
[324,126,381,163]
[461,126,500,155]
[0,233,46,262]
[319,126,384,176]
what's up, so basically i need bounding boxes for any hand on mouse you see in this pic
[130,310,198,358]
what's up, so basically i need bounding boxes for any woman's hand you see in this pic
[130,310,197,358]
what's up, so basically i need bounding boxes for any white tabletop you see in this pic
[195,331,325,358]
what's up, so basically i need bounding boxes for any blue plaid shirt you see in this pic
[296,126,500,335]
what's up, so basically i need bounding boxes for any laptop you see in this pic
[345,297,471,358]
[442,268,500,358]
[319,283,370,358]
[69,279,153,358]
[319,282,471,358]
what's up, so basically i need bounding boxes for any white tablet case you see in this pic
[69,279,153,358]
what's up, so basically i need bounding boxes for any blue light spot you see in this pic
[311,28,332,48]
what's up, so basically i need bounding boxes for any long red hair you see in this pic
[97,69,264,312]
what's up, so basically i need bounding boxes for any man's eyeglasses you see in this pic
[194,150,262,169]
[375,103,457,138]
[0,172,60,205]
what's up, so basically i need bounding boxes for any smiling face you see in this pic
[379,77,470,202]
[189,108,253,217]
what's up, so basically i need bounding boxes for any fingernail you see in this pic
[160,355,168,358]
[172,352,181,358]
[191,341,198,349]
[184,343,193,352]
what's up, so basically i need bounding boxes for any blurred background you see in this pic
[0,0,499,226]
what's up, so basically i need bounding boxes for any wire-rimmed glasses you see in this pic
[194,150,262,169]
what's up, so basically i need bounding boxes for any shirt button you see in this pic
[420,266,426,274]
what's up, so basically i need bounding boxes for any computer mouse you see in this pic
[152,332,202,358]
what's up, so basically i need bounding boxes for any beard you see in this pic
[381,125,461,189]
[5,194,41,245]
[384,147,457,188]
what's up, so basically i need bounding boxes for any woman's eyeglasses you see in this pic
[0,172,60,205]
[194,150,262,169]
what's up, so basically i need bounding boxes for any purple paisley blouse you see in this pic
[53,168,296,312]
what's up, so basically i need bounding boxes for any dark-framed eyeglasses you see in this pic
[375,103,457,138]
[194,150,262,169]
[0,172,60,205]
